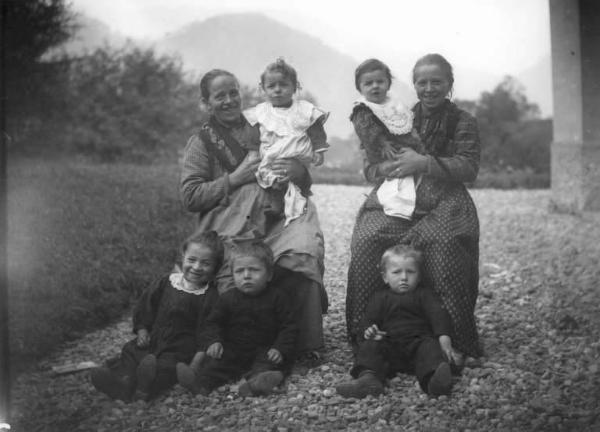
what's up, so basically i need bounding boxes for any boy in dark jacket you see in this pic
[177,240,298,397]
[337,244,461,398]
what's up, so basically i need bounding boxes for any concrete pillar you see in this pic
[549,0,600,212]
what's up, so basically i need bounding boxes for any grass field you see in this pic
[7,157,196,367]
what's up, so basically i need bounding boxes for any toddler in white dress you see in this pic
[244,58,328,226]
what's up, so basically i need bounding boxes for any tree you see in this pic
[62,45,199,160]
[476,76,540,125]
[473,76,549,172]
[2,0,75,143]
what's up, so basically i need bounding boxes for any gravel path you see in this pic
[10,187,600,432]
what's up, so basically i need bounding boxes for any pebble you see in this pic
[307,410,319,419]
[548,416,562,425]
[11,199,600,432]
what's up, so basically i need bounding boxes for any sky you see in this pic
[70,0,551,77]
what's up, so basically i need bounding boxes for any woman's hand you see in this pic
[136,328,150,348]
[387,147,428,178]
[229,153,260,188]
[270,158,306,184]
[267,348,283,364]
[206,342,223,359]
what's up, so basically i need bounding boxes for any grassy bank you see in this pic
[7,157,195,369]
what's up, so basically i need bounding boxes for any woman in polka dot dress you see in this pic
[346,53,482,361]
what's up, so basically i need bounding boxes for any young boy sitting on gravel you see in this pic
[176,240,298,397]
[336,244,461,398]
[90,230,223,402]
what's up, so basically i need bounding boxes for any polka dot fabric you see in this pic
[346,182,482,358]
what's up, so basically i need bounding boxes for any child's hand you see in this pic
[364,324,387,341]
[136,328,150,348]
[267,348,283,364]
[271,158,304,183]
[312,152,324,166]
[439,335,460,364]
[207,342,223,359]
[190,351,206,372]
[247,150,261,162]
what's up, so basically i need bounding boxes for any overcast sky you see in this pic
[71,0,551,77]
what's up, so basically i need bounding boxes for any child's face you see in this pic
[182,243,219,287]
[358,69,390,104]
[231,256,272,296]
[262,71,295,107]
[382,255,420,294]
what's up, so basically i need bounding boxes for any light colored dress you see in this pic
[244,100,328,226]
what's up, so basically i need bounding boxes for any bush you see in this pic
[61,46,200,161]
[10,46,203,161]
[473,167,550,189]
[312,166,366,186]
[311,166,549,189]
[7,157,196,369]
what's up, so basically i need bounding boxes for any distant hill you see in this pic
[61,13,128,54]
[155,13,413,139]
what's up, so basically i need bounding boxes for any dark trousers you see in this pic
[351,337,446,392]
[195,344,290,391]
[105,339,179,399]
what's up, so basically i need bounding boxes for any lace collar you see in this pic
[243,100,326,137]
[355,96,413,135]
[169,273,209,295]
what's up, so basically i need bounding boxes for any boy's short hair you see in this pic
[229,240,275,273]
[181,230,225,271]
[380,244,424,272]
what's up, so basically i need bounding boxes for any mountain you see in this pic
[59,12,552,135]
[155,13,412,138]
[61,13,129,54]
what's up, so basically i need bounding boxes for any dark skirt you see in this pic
[346,179,482,358]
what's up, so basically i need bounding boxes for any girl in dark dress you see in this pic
[90,231,223,402]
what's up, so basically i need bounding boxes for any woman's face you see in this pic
[413,64,451,112]
[204,74,242,125]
